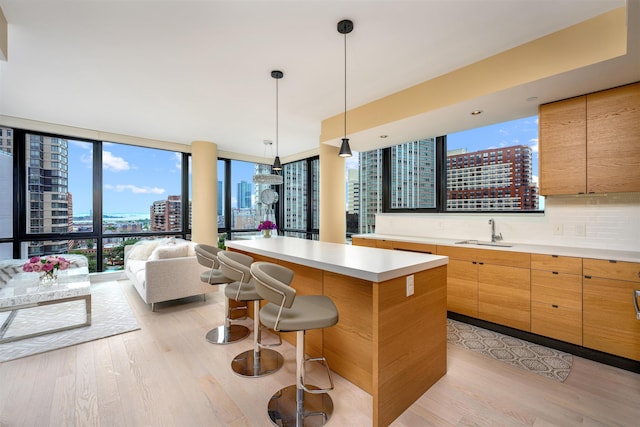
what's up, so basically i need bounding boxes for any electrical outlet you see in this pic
[575,223,586,236]
[553,224,563,235]
[406,275,414,297]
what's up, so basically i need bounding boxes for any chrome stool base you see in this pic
[205,324,249,344]
[267,385,333,427]
[231,348,283,377]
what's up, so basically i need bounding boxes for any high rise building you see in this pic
[237,180,252,209]
[389,139,436,209]
[217,180,223,215]
[283,160,307,230]
[358,149,383,234]
[150,195,182,232]
[347,168,359,215]
[0,127,12,154]
[25,134,70,256]
[447,145,538,211]
[357,139,437,233]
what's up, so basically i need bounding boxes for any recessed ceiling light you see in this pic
[526,96,538,102]
[470,110,483,115]
[380,135,388,139]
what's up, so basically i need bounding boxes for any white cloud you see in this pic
[104,184,165,194]
[69,140,92,150]
[103,151,130,172]
[174,152,182,170]
[529,138,539,153]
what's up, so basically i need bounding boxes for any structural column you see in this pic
[319,142,346,243]
[191,140,218,246]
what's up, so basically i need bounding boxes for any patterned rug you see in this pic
[447,319,572,382]
[0,281,139,362]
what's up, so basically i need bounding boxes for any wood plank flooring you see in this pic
[1,279,639,426]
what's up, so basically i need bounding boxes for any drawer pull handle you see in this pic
[634,290,640,321]
[552,255,559,258]
[552,271,559,275]
[552,304,559,309]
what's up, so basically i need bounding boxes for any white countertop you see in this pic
[225,236,448,282]
[352,234,640,263]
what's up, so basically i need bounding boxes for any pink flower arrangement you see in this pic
[23,255,71,278]
[258,220,277,231]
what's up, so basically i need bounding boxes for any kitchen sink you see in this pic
[455,239,513,248]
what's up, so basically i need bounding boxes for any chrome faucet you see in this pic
[489,218,503,242]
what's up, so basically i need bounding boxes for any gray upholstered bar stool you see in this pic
[194,245,250,344]
[217,251,284,377]
[194,244,232,287]
[250,261,339,427]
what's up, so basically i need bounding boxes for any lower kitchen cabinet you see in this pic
[531,254,583,345]
[583,259,640,361]
[438,246,531,331]
[445,259,478,317]
[478,263,531,331]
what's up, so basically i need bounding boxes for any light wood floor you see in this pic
[1,279,639,426]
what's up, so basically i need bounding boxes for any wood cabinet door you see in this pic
[531,270,583,345]
[446,259,478,317]
[587,82,640,193]
[539,96,587,195]
[583,276,640,361]
[352,237,377,248]
[478,264,531,331]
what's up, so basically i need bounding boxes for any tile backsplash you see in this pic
[374,192,640,252]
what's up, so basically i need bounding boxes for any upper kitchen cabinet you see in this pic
[587,82,640,193]
[539,96,587,195]
[539,82,640,196]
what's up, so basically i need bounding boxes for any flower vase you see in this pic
[40,272,58,286]
[263,229,271,238]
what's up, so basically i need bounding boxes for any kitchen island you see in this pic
[225,236,449,427]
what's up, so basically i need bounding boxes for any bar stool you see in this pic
[217,251,284,377]
[195,246,249,344]
[250,261,339,427]
[194,244,232,287]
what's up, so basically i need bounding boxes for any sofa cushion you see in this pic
[128,239,168,260]
[148,244,189,260]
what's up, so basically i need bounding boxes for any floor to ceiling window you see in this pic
[345,116,542,236]
[3,127,191,272]
[0,127,14,258]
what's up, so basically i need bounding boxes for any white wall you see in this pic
[374,192,640,252]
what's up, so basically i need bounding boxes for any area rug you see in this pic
[447,319,572,382]
[0,281,139,362]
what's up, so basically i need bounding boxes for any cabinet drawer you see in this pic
[531,301,582,345]
[531,254,582,274]
[478,249,530,269]
[436,246,484,261]
[531,270,582,308]
[583,258,640,283]
[352,237,377,248]
[392,241,436,254]
[376,239,394,249]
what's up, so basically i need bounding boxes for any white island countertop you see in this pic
[225,236,448,282]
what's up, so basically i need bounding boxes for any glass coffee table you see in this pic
[0,267,91,344]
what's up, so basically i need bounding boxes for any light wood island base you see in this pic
[226,237,448,427]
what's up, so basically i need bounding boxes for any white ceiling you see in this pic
[0,0,637,159]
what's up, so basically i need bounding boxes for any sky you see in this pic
[68,142,182,216]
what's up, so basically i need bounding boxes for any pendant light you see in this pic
[338,19,353,158]
[271,70,283,170]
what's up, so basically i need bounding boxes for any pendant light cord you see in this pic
[344,31,347,139]
[276,77,279,157]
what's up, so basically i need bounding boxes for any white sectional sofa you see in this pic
[124,238,212,311]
